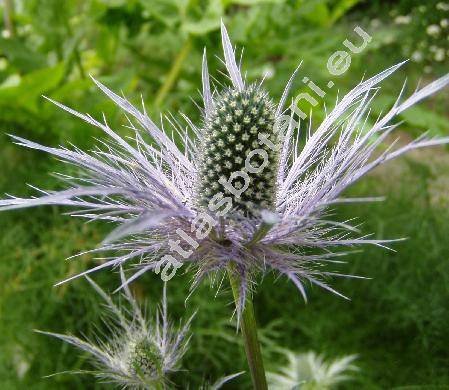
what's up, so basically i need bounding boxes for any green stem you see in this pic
[227,264,268,390]
[154,36,192,107]
[246,221,274,247]
[3,0,16,37]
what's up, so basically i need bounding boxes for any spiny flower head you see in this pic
[128,338,164,379]
[268,350,358,389]
[197,84,278,215]
[1,23,449,317]
[37,271,194,389]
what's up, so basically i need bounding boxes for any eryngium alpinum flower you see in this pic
[267,351,358,389]
[37,272,194,388]
[1,23,449,314]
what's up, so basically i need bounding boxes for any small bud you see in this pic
[128,338,163,379]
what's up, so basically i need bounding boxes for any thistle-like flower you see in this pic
[1,23,449,315]
[267,351,358,389]
[37,271,194,389]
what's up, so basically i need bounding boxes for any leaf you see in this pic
[372,94,449,137]
[0,37,46,72]
[391,387,449,390]
[400,105,449,136]
[139,0,182,27]
[291,0,330,26]
[329,0,360,24]
[181,0,224,36]
[0,64,65,111]
[301,2,331,27]
[226,0,285,4]
[182,17,221,36]
[98,0,129,5]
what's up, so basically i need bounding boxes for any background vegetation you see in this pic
[0,0,448,388]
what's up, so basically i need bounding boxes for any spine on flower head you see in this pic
[197,84,279,216]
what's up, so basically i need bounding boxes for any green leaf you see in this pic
[329,0,360,24]
[182,0,223,35]
[139,0,182,27]
[391,386,449,390]
[294,0,330,26]
[372,94,449,137]
[0,37,47,73]
[400,105,449,136]
[226,0,285,4]
[0,64,65,111]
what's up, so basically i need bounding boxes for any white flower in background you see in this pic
[426,25,441,36]
[37,271,195,389]
[370,18,381,28]
[436,2,449,11]
[17,24,33,35]
[434,48,446,62]
[394,15,411,25]
[268,350,358,389]
[1,23,449,317]
[411,51,424,62]
[0,58,8,71]
[12,345,30,379]
[440,19,449,28]
[262,64,275,79]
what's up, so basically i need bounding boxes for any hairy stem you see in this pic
[155,36,192,107]
[227,264,268,390]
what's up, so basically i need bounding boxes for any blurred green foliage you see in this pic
[359,0,448,74]
[0,0,448,389]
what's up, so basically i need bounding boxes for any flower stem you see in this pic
[3,0,16,37]
[155,36,192,107]
[227,264,268,390]
[155,383,164,390]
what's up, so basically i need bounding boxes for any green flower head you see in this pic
[197,84,279,216]
[128,338,164,380]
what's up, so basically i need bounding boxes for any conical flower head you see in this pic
[127,338,164,380]
[197,84,278,215]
